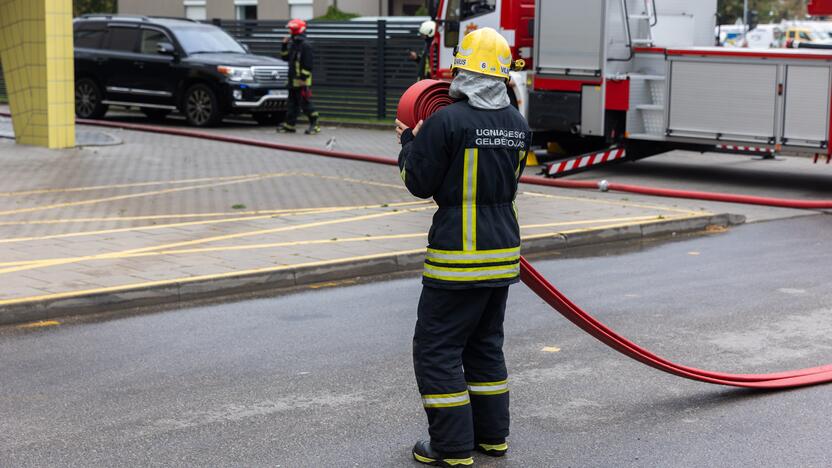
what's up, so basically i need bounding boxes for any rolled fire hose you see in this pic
[398,80,832,389]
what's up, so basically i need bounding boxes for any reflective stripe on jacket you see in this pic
[399,101,531,289]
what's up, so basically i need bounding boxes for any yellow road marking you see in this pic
[0,174,256,197]
[0,215,676,267]
[0,207,434,276]
[294,172,407,191]
[541,346,561,353]
[0,171,405,198]
[0,208,351,226]
[0,173,291,217]
[0,233,431,267]
[307,279,359,289]
[16,320,61,329]
[520,190,706,215]
[0,200,431,244]
[0,248,427,307]
[0,201,427,227]
[520,215,664,230]
[0,213,718,308]
[521,214,705,240]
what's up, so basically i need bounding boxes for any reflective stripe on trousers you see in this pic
[422,390,471,409]
[467,379,509,396]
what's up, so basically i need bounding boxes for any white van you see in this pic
[745,25,784,48]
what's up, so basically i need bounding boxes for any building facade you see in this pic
[117,0,425,21]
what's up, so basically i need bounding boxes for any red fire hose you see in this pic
[531,179,832,210]
[400,81,832,389]
[396,79,453,130]
[6,90,832,387]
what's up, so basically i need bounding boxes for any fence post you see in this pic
[376,19,387,119]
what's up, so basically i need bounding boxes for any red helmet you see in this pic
[287,19,307,35]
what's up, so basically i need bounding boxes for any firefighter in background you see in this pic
[278,19,320,135]
[396,28,530,467]
[408,20,437,81]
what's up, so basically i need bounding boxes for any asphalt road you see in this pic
[3,215,832,467]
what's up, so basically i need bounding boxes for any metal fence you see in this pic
[0,19,426,118]
[215,19,426,120]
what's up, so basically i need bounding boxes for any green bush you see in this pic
[315,6,360,21]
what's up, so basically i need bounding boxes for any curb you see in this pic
[0,213,744,326]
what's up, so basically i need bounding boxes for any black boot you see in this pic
[475,439,508,457]
[277,123,296,133]
[305,115,321,135]
[412,440,473,467]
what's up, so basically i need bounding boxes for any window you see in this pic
[461,0,495,20]
[235,0,258,20]
[288,0,313,20]
[799,31,812,40]
[140,29,171,54]
[107,27,139,52]
[444,0,461,47]
[75,29,106,49]
[184,0,207,20]
[172,25,246,54]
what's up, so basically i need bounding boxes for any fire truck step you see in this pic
[543,148,627,178]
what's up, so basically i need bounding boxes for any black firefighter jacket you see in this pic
[399,100,531,289]
[281,35,314,88]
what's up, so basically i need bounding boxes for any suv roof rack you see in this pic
[78,14,149,21]
[148,16,200,23]
[77,14,198,23]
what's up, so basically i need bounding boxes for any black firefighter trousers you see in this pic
[413,285,510,454]
[285,87,318,128]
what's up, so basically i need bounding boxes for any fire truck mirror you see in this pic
[444,21,460,48]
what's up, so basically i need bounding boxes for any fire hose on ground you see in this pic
[5,86,832,388]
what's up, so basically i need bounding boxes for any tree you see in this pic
[719,0,808,24]
[73,0,116,17]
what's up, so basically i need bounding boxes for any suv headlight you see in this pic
[218,66,254,82]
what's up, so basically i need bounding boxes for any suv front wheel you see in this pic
[183,84,221,127]
[75,78,108,119]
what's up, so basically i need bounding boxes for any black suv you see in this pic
[73,15,289,126]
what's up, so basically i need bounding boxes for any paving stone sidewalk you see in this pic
[0,115,812,323]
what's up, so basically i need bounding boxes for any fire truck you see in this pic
[425,0,832,177]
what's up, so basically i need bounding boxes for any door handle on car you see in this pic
[132,61,145,69]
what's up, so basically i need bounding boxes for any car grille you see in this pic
[252,67,288,86]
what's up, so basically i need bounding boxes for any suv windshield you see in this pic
[172,25,246,54]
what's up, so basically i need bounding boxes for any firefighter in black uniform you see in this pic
[408,20,437,81]
[396,28,531,467]
[278,18,320,135]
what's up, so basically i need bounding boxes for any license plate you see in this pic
[268,89,288,98]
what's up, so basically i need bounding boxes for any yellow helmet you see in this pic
[451,27,513,79]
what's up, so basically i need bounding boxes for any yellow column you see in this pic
[0,0,75,148]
